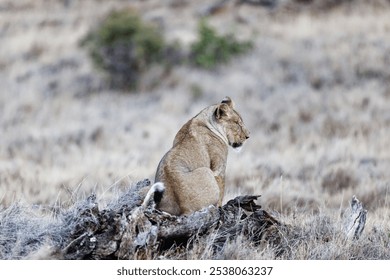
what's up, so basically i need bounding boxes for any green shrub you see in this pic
[190,21,252,69]
[82,13,252,90]
[82,10,165,90]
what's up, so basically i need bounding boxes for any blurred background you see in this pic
[1,0,390,224]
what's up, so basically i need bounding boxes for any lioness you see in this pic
[154,97,250,215]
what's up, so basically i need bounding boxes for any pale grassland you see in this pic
[0,0,390,259]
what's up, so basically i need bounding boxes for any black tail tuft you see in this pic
[153,182,165,204]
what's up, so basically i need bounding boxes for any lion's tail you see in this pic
[141,182,165,208]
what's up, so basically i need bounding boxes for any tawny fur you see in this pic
[154,97,250,215]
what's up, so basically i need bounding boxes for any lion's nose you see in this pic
[245,135,249,140]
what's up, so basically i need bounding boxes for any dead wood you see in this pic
[0,179,368,259]
[58,181,283,259]
[342,195,367,240]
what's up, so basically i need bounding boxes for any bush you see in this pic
[190,21,252,69]
[82,13,252,90]
[82,10,165,90]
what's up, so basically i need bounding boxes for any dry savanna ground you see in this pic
[0,0,390,259]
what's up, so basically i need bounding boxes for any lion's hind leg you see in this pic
[178,167,220,215]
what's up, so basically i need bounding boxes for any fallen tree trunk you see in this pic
[0,179,368,259]
[61,180,283,259]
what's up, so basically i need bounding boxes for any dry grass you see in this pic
[1,0,390,259]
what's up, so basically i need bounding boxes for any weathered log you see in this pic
[342,195,367,240]
[57,181,283,259]
[0,178,369,259]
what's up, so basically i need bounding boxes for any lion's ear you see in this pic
[221,96,234,109]
[214,103,229,120]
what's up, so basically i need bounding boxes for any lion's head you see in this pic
[214,97,250,151]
